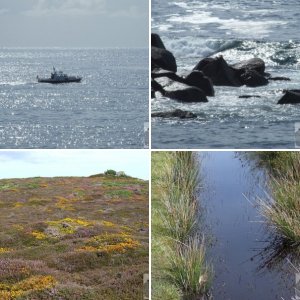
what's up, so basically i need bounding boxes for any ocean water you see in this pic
[151,0,300,149]
[0,48,148,148]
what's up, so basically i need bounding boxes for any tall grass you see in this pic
[152,152,212,299]
[257,152,300,246]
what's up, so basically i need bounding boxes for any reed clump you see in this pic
[152,152,212,299]
[258,152,300,246]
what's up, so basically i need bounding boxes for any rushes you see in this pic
[154,152,211,298]
[258,152,300,246]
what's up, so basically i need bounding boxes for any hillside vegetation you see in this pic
[0,175,148,300]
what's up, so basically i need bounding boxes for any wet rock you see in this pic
[151,88,155,98]
[277,90,300,104]
[269,76,291,81]
[240,69,269,87]
[151,79,165,94]
[193,56,242,87]
[152,70,184,82]
[151,33,166,49]
[152,109,197,119]
[231,58,265,75]
[165,86,208,103]
[151,46,177,72]
[185,70,215,96]
[239,95,261,99]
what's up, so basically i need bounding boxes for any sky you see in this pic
[0,150,149,180]
[0,0,148,47]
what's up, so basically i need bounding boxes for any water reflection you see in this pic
[198,152,295,300]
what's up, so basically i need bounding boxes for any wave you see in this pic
[162,37,300,67]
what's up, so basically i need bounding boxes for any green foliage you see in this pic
[104,169,117,176]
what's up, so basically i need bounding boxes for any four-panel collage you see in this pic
[0,0,299,299]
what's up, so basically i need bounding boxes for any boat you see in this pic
[37,67,82,84]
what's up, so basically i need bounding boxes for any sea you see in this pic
[0,48,148,148]
[151,0,300,149]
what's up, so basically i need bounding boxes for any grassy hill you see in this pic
[0,175,148,300]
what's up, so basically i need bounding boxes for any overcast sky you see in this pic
[0,0,148,47]
[0,150,149,180]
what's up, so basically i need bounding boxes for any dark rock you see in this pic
[151,79,165,94]
[151,46,177,72]
[193,56,242,87]
[239,95,261,99]
[185,70,215,96]
[278,90,300,104]
[151,88,155,98]
[152,71,184,82]
[240,69,269,87]
[165,86,208,103]
[151,33,166,49]
[269,76,291,81]
[152,109,197,119]
[231,58,265,75]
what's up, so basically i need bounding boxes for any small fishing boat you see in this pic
[37,67,82,84]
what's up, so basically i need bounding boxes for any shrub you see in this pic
[104,170,117,176]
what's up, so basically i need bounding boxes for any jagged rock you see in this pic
[185,70,215,96]
[231,58,265,75]
[278,90,300,104]
[152,109,197,119]
[151,46,177,72]
[240,69,269,87]
[193,56,242,87]
[151,33,166,49]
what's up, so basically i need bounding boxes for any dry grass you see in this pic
[0,175,148,299]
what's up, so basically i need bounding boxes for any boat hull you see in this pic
[38,78,82,84]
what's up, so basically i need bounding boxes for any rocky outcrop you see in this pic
[193,56,242,87]
[239,95,261,99]
[269,76,291,81]
[152,70,214,97]
[151,33,166,49]
[152,109,197,119]
[185,71,215,96]
[240,69,269,87]
[151,46,177,72]
[277,90,300,104]
[231,58,265,75]
[165,86,208,103]
[151,79,208,102]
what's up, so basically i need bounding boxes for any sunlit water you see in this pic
[152,0,300,148]
[0,48,148,148]
[198,152,295,299]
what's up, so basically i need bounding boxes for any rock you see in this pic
[152,71,184,82]
[240,69,269,87]
[193,56,242,87]
[269,76,291,81]
[185,71,215,96]
[151,88,156,98]
[277,90,300,104]
[231,58,265,75]
[151,33,166,49]
[165,86,208,103]
[151,46,177,72]
[239,95,261,99]
[152,109,197,119]
[151,79,165,94]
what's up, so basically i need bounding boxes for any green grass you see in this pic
[152,152,211,300]
[0,176,148,300]
[257,152,300,246]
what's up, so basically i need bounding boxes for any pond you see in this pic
[198,152,296,300]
